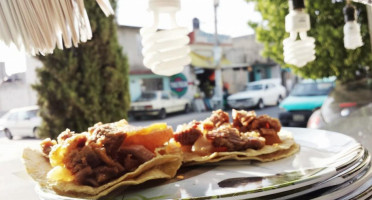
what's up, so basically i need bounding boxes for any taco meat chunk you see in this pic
[203,109,230,130]
[41,121,156,187]
[173,109,283,154]
[206,126,266,151]
[40,138,57,156]
[232,110,282,145]
[174,121,202,145]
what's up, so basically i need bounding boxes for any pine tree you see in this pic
[247,0,372,82]
[33,0,130,138]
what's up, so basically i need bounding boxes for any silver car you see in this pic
[307,78,372,150]
[227,79,286,109]
[129,91,191,120]
[0,106,41,139]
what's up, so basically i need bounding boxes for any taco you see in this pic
[22,120,182,199]
[172,109,299,165]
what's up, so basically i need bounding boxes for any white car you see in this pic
[0,106,41,139]
[130,91,191,120]
[227,79,286,109]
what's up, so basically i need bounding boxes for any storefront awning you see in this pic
[190,51,231,69]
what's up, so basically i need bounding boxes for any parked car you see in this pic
[279,77,335,127]
[227,79,286,109]
[0,106,41,139]
[307,78,372,130]
[129,91,191,120]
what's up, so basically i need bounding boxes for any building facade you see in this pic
[0,57,41,114]
[224,35,282,94]
[117,25,199,102]
[0,24,294,113]
[224,34,297,94]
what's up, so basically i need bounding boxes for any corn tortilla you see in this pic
[182,130,299,165]
[22,147,182,199]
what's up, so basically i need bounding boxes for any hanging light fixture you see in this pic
[140,0,191,76]
[283,0,315,67]
[343,3,363,50]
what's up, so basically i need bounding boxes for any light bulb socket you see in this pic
[149,0,180,13]
[193,18,200,30]
[344,4,356,22]
[289,0,305,10]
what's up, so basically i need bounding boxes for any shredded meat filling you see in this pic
[40,138,57,156]
[57,129,75,143]
[47,122,155,187]
[89,124,127,158]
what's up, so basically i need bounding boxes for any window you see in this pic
[142,78,163,90]
[170,92,178,99]
[18,111,29,120]
[7,113,18,121]
[268,83,276,89]
[243,84,264,91]
[291,82,334,96]
[136,92,157,102]
[26,109,38,119]
[161,92,170,100]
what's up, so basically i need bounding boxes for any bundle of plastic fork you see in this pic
[0,0,114,55]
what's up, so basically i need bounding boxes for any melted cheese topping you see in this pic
[192,135,213,155]
[47,140,74,182]
[126,123,168,136]
[47,165,74,182]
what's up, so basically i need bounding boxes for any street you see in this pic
[0,106,279,200]
[129,106,280,130]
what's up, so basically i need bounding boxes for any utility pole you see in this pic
[366,5,372,50]
[213,0,224,109]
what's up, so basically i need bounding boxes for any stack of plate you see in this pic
[120,128,372,200]
[36,128,372,200]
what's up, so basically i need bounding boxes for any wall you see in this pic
[0,56,42,112]
[116,25,149,73]
[226,35,269,65]
[173,66,198,100]
[222,68,248,94]
[223,34,283,94]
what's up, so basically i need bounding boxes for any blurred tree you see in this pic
[33,0,130,138]
[247,0,372,82]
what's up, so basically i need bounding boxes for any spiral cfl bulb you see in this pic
[140,0,191,76]
[283,32,315,67]
[283,0,315,67]
[343,4,363,50]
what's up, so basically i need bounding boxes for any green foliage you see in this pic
[247,0,372,82]
[33,0,130,138]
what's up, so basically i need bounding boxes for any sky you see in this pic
[0,0,261,76]
[117,0,262,37]
[0,42,27,76]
